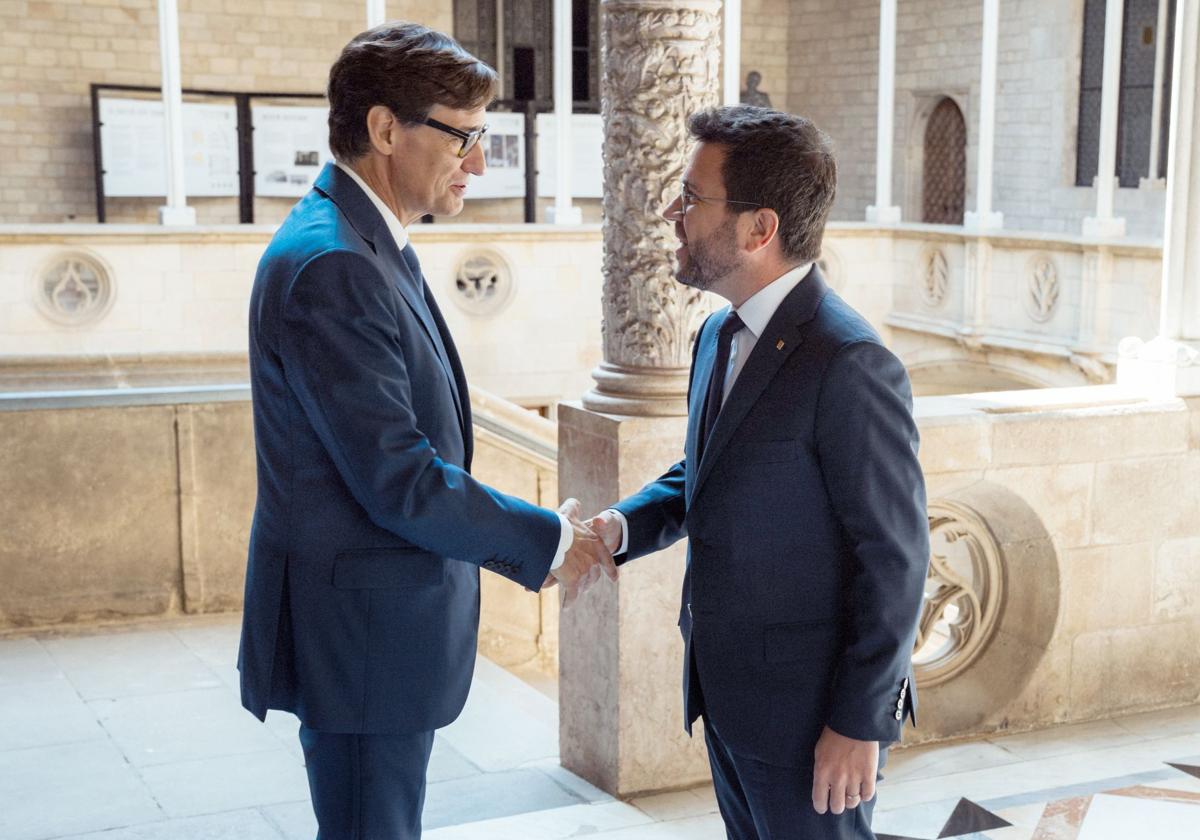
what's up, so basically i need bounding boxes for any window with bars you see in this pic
[1075,0,1176,188]
[453,0,600,107]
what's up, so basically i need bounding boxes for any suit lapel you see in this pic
[685,311,724,501]
[314,163,469,448]
[689,267,830,505]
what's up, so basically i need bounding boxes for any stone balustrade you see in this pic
[0,222,1163,402]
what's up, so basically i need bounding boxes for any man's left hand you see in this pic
[811,726,878,815]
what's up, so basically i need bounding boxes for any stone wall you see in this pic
[911,386,1200,741]
[787,0,1168,236]
[0,386,560,668]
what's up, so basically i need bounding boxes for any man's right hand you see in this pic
[550,499,618,607]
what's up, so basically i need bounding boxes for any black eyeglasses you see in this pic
[424,117,489,158]
[675,181,761,214]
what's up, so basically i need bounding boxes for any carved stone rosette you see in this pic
[583,0,723,416]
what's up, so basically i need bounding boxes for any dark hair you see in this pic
[327,22,498,161]
[687,106,837,263]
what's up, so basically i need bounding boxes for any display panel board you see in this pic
[536,113,603,199]
[252,105,334,197]
[99,98,239,197]
[469,111,526,200]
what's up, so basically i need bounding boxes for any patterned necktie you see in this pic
[699,311,745,460]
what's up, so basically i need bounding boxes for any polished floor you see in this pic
[0,614,1196,839]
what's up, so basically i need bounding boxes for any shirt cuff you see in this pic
[550,512,573,571]
[607,509,630,555]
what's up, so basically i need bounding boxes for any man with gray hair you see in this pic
[238,22,614,838]
[589,106,930,839]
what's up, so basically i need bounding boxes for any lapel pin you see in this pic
[776,339,786,350]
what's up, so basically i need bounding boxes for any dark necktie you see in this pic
[698,311,744,460]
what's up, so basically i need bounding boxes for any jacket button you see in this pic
[902,678,909,688]
[894,710,903,720]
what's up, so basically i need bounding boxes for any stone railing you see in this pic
[820,224,1164,392]
[0,382,561,671]
[0,224,603,409]
[0,222,1164,403]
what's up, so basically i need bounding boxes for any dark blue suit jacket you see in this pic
[238,163,560,734]
[613,267,929,768]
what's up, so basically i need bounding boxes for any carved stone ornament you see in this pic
[584,0,723,417]
[450,249,515,317]
[33,250,114,326]
[913,501,1006,688]
[1024,254,1060,323]
[920,247,950,308]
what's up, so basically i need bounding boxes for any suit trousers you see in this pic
[299,724,435,840]
[704,721,886,840]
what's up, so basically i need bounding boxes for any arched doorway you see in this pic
[922,98,967,224]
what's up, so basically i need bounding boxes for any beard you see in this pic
[675,223,741,291]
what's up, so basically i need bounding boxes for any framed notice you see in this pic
[252,105,333,197]
[535,113,603,199]
[99,98,239,197]
[467,111,526,200]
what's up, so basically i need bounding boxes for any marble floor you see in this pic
[0,614,1197,839]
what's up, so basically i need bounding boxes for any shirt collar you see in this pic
[335,160,410,251]
[733,262,814,338]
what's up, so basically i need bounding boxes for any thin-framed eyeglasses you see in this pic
[424,117,489,158]
[677,181,761,214]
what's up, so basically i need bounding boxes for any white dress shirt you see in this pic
[335,161,572,570]
[609,262,814,554]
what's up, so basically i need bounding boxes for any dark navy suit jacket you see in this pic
[238,163,560,734]
[613,267,929,768]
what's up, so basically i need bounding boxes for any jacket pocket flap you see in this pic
[738,440,799,464]
[333,548,446,589]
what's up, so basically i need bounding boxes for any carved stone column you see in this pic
[558,0,722,798]
[582,0,723,417]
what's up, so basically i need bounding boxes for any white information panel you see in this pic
[469,111,526,199]
[252,105,333,197]
[99,98,239,197]
[536,113,603,199]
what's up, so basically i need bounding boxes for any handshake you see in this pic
[542,499,622,607]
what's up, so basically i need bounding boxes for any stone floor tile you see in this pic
[42,630,223,700]
[1112,704,1200,739]
[887,739,1021,783]
[986,719,1146,761]
[262,709,304,758]
[54,808,285,840]
[137,748,310,818]
[526,758,616,803]
[0,740,163,840]
[1076,792,1200,839]
[0,638,63,685]
[0,677,105,752]
[422,800,654,839]
[170,621,243,669]
[424,766,585,830]
[438,657,558,772]
[91,687,285,767]
[257,800,316,840]
[631,788,721,822]
[592,812,729,839]
[428,736,481,784]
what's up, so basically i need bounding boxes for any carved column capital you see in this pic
[583,0,723,417]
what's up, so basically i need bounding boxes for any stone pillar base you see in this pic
[963,209,1004,231]
[1117,336,1200,397]
[1082,215,1126,238]
[158,205,196,226]
[866,204,902,224]
[582,362,692,417]
[557,401,710,797]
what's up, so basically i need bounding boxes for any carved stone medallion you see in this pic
[450,249,515,317]
[919,247,950,308]
[33,250,114,326]
[1024,253,1060,323]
